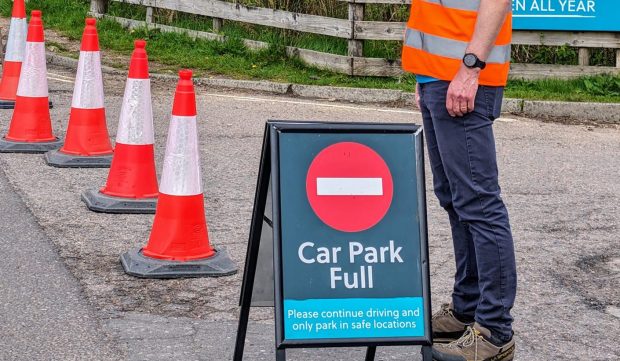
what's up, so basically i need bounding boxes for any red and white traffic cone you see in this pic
[0,10,62,153]
[0,0,27,109]
[121,70,237,278]
[45,18,113,168]
[82,40,158,214]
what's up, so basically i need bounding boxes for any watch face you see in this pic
[464,54,477,67]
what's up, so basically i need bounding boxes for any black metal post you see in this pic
[365,346,376,361]
[421,345,433,361]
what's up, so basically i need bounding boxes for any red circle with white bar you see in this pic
[306,142,393,233]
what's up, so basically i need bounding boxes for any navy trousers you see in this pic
[418,81,517,341]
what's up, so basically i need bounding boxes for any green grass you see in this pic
[506,76,620,103]
[2,0,619,103]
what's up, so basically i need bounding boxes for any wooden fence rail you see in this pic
[90,0,620,78]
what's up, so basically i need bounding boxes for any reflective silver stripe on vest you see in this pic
[423,0,480,12]
[404,29,511,64]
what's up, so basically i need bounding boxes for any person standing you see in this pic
[402,1,517,360]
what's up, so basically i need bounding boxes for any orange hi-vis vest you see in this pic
[402,0,512,86]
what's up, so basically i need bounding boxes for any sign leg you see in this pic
[233,304,250,361]
[421,345,433,361]
[276,348,286,361]
[233,125,272,361]
[365,346,376,361]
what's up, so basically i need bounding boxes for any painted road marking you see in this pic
[48,75,74,83]
[202,92,418,115]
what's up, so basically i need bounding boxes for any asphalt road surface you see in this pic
[0,64,618,360]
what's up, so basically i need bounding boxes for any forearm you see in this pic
[466,0,511,61]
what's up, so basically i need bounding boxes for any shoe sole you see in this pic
[487,344,515,361]
[433,357,514,361]
[432,356,514,361]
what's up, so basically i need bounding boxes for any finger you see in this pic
[446,94,456,117]
[459,100,469,116]
[454,98,464,117]
[466,96,475,113]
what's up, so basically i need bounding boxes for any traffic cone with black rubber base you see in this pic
[45,18,113,168]
[121,70,237,279]
[82,40,158,214]
[0,10,62,153]
[0,0,27,109]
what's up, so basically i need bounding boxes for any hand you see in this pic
[415,83,421,109]
[446,65,480,117]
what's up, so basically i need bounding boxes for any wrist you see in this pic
[461,64,481,75]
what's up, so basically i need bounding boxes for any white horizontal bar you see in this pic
[317,178,383,196]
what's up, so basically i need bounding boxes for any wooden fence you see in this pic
[90,0,620,78]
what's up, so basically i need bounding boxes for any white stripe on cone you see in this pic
[4,18,27,62]
[16,42,49,97]
[71,51,104,109]
[116,78,154,145]
[159,115,203,196]
[317,178,384,196]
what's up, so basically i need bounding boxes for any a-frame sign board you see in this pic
[234,121,432,361]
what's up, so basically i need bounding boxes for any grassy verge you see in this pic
[1,0,619,103]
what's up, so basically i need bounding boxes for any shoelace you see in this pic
[456,326,481,361]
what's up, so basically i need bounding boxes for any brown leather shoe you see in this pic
[432,303,472,343]
[432,323,515,361]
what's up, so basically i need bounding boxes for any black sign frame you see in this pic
[234,121,433,361]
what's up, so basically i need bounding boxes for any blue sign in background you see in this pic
[512,0,620,32]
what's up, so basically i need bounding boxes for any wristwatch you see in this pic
[463,53,486,70]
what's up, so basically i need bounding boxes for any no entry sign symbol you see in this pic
[306,142,394,232]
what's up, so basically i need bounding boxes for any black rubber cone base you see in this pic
[44,149,113,168]
[0,100,53,110]
[0,137,63,153]
[82,189,157,214]
[120,248,238,279]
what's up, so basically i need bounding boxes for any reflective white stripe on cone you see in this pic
[158,115,202,196]
[16,42,49,98]
[72,51,105,109]
[4,18,27,62]
[116,78,155,145]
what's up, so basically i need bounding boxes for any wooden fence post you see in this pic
[578,48,590,66]
[348,0,365,58]
[213,18,223,32]
[146,7,154,24]
[89,0,109,15]
[616,49,620,68]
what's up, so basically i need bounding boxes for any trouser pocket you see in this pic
[481,86,504,121]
